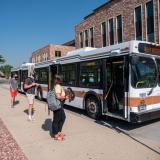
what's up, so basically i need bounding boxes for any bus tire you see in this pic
[85,96,101,120]
[37,88,43,100]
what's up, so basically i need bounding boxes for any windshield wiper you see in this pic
[147,77,158,96]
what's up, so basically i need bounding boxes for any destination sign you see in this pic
[138,43,160,56]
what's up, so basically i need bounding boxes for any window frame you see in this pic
[134,5,143,40]
[79,60,102,89]
[84,29,89,47]
[89,27,94,47]
[108,18,114,45]
[61,63,77,87]
[55,51,61,57]
[145,0,155,42]
[101,21,107,47]
[116,15,123,43]
[79,32,83,48]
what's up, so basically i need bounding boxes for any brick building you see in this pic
[75,0,160,49]
[31,44,75,63]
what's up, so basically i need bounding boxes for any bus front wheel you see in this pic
[85,96,101,119]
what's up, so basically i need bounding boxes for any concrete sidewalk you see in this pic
[0,84,159,160]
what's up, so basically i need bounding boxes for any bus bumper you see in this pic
[130,109,160,123]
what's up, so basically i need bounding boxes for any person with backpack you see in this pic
[9,74,18,107]
[24,65,37,121]
[51,74,69,141]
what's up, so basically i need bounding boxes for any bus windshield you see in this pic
[131,56,157,88]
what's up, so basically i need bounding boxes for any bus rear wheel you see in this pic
[85,96,101,120]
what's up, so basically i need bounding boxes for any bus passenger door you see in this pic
[103,56,128,118]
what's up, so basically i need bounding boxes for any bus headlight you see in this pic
[138,100,146,111]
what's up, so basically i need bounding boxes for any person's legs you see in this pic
[57,108,66,137]
[13,96,15,104]
[28,104,33,120]
[10,91,14,107]
[13,91,17,105]
[11,96,14,107]
[52,110,61,138]
[27,94,35,121]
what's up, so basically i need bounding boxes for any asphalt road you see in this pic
[64,106,160,154]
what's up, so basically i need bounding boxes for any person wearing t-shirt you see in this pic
[24,72,36,121]
[52,75,69,141]
[9,74,18,107]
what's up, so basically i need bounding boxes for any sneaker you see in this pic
[28,116,32,121]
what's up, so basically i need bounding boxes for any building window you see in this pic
[135,6,142,40]
[146,0,154,42]
[55,51,61,57]
[90,27,94,47]
[43,52,48,61]
[80,32,83,48]
[38,55,40,62]
[84,30,89,47]
[116,15,122,43]
[109,18,114,45]
[101,22,106,47]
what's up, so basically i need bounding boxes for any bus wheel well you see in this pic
[84,94,102,120]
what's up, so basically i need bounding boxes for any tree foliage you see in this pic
[0,64,13,78]
[0,55,5,63]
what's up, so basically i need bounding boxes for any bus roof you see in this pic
[34,60,55,69]
[56,40,160,64]
[11,40,160,71]
[11,60,55,71]
[11,67,20,72]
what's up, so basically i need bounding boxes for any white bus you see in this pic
[11,40,160,123]
[55,40,160,123]
[11,61,57,100]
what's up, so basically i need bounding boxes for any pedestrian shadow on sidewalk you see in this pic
[14,100,19,106]
[41,118,52,137]
[23,108,35,115]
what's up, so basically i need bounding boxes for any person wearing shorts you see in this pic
[24,74,36,121]
[9,74,18,107]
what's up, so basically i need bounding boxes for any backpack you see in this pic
[23,82,27,92]
[47,90,61,111]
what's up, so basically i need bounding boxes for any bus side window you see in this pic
[89,77,94,83]
[69,79,75,85]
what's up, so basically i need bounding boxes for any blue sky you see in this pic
[0,0,107,67]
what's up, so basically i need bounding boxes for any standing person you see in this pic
[9,74,18,107]
[52,75,68,141]
[24,65,36,121]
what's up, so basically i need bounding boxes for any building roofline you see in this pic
[84,0,113,20]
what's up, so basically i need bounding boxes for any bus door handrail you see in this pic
[104,81,113,100]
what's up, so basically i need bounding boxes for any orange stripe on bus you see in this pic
[128,96,160,107]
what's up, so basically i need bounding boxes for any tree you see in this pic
[0,64,13,79]
[0,55,5,64]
